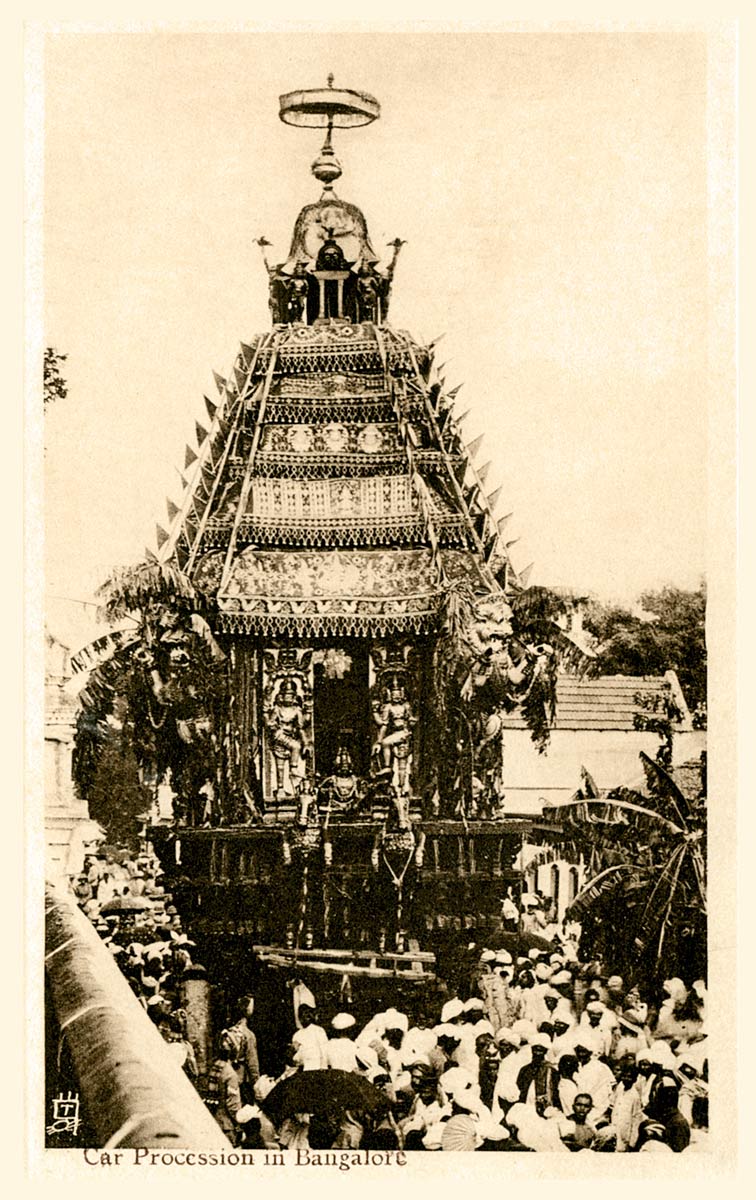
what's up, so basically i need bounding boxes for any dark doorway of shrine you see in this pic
[313,644,371,778]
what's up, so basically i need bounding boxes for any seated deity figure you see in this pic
[318,745,367,818]
[266,676,308,798]
[372,676,417,799]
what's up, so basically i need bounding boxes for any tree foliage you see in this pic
[583,582,706,723]
[44,347,68,409]
[537,752,707,984]
[85,738,154,849]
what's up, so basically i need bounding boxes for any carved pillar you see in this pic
[183,976,213,1079]
[223,643,261,818]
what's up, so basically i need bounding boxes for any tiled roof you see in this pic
[500,673,689,732]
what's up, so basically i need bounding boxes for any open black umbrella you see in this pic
[99,895,152,915]
[261,1070,389,1124]
[484,930,555,955]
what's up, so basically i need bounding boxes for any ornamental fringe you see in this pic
[216,609,439,637]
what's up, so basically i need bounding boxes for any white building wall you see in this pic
[45,632,101,880]
[505,721,706,921]
[501,727,706,815]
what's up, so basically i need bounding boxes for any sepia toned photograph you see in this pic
[36,24,735,1166]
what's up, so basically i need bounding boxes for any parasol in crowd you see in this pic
[485,929,555,954]
[97,845,130,863]
[99,895,152,915]
[261,1069,389,1124]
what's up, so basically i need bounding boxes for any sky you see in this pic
[41,29,711,653]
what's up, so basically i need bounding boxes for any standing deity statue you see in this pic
[372,676,417,803]
[265,676,308,797]
[356,266,380,323]
[286,262,309,324]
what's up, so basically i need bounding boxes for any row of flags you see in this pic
[153,336,267,567]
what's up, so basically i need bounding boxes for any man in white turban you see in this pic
[578,1001,613,1056]
[573,1039,616,1120]
[326,1012,359,1072]
[402,1007,438,1064]
[515,1034,559,1113]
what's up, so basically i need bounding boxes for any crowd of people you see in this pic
[71,852,708,1154]
[205,943,708,1153]
[71,848,202,1080]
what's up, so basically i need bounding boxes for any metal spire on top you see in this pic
[279,75,380,193]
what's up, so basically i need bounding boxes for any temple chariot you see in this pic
[147,81,555,1016]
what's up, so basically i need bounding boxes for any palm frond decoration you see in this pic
[533,752,707,983]
[566,863,640,918]
[96,561,200,624]
[71,626,139,675]
[73,557,228,814]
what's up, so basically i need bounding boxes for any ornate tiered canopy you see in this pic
[166,322,499,640]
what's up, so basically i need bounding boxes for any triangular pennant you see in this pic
[180,474,189,489]
[466,435,483,459]
[234,366,248,394]
[240,341,255,362]
[156,525,169,549]
[477,462,491,485]
[464,484,479,508]
[518,562,534,588]
[474,512,488,538]
[204,395,217,422]
[217,418,230,438]
[456,408,470,425]
[213,371,226,394]
[453,460,467,485]
[186,501,201,525]
[185,445,198,469]
[497,513,513,535]
[486,486,502,511]
[145,547,159,563]
[174,544,189,570]
[485,534,499,561]
[166,498,180,522]
[448,384,463,399]
[195,421,208,446]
